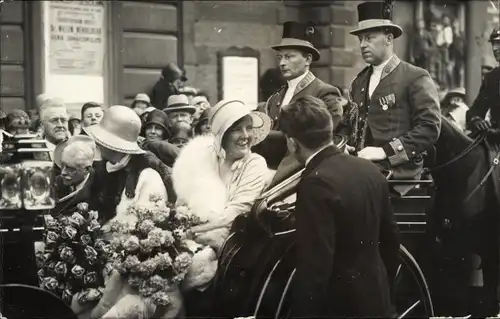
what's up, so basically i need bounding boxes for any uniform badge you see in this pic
[379,94,395,111]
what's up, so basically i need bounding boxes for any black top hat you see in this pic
[350,1,403,38]
[272,21,321,61]
[489,27,500,42]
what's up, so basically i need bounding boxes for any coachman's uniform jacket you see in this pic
[254,71,343,185]
[350,55,441,180]
[467,67,500,129]
[290,145,399,318]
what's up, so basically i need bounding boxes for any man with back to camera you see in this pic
[254,21,344,188]
[279,95,400,318]
[348,1,441,195]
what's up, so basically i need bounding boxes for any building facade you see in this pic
[0,0,497,117]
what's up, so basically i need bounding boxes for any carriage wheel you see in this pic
[270,245,434,319]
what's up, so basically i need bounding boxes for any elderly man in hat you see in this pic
[348,1,441,194]
[467,27,500,138]
[255,21,344,187]
[163,94,197,128]
[150,62,187,109]
[52,135,99,216]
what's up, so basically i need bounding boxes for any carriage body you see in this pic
[212,135,435,319]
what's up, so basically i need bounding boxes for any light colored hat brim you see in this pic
[218,111,272,147]
[163,106,197,114]
[350,19,403,38]
[272,38,320,61]
[83,125,145,155]
[53,135,96,168]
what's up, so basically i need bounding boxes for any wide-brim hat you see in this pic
[83,105,145,155]
[442,87,466,105]
[163,94,197,114]
[272,21,320,61]
[350,2,403,39]
[53,135,96,168]
[210,100,271,154]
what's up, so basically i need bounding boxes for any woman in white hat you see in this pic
[171,100,271,294]
[83,105,174,224]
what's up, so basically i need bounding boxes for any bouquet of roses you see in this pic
[92,194,204,318]
[37,202,111,308]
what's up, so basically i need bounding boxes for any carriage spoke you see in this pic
[397,300,420,319]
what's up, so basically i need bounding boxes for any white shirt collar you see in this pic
[106,155,132,173]
[305,142,333,167]
[58,172,90,202]
[46,141,56,161]
[372,55,394,72]
[287,71,309,89]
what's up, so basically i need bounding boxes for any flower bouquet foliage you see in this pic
[38,202,111,306]
[107,194,204,310]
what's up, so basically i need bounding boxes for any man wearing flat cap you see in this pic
[255,21,344,186]
[348,1,441,195]
[467,27,500,138]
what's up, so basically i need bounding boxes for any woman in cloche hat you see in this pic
[83,105,182,318]
[171,100,272,295]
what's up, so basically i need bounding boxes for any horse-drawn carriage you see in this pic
[210,120,500,319]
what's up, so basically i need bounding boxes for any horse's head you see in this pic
[433,115,475,168]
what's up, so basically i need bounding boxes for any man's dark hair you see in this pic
[81,102,102,119]
[280,96,333,150]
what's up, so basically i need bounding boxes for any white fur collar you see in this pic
[172,135,228,222]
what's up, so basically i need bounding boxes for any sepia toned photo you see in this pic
[1,0,500,318]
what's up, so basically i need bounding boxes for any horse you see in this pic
[424,116,500,317]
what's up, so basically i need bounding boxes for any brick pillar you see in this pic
[301,2,358,91]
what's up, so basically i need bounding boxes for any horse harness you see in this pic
[427,135,500,203]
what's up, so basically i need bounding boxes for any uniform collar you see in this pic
[287,70,309,89]
[372,55,394,72]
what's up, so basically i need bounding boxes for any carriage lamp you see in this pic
[0,164,22,210]
[21,161,55,210]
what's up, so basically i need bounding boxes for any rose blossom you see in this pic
[173,252,192,272]
[43,277,59,291]
[61,226,77,240]
[151,291,172,307]
[136,259,157,277]
[87,220,100,232]
[60,247,76,264]
[147,228,166,247]
[80,234,92,246]
[45,231,59,244]
[87,210,98,221]
[139,239,154,254]
[148,275,167,290]
[84,271,98,285]
[54,261,68,276]
[123,236,140,252]
[71,265,85,279]
[70,212,86,227]
[154,252,173,270]
[77,202,89,213]
[138,220,155,235]
[138,281,156,297]
[123,255,141,271]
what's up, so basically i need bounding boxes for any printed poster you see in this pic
[48,1,105,76]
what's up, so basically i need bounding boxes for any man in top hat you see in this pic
[255,21,344,186]
[163,94,197,127]
[348,1,441,194]
[467,27,500,137]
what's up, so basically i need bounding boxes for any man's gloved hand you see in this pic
[473,119,492,133]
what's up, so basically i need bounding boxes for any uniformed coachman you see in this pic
[348,1,441,194]
[466,27,500,136]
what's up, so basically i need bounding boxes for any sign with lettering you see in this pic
[48,1,105,76]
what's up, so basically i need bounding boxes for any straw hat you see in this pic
[272,21,320,61]
[210,100,271,154]
[163,94,196,114]
[350,1,403,39]
[83,105,145,154]
[53,135,96,168]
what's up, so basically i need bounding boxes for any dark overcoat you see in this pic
[350,55,441,181]
[467,67,500,128]
[254,71,343,187]
[290,146,400,318]
[51,170,98,216]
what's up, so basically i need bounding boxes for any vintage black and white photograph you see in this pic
[1,0,500,318]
